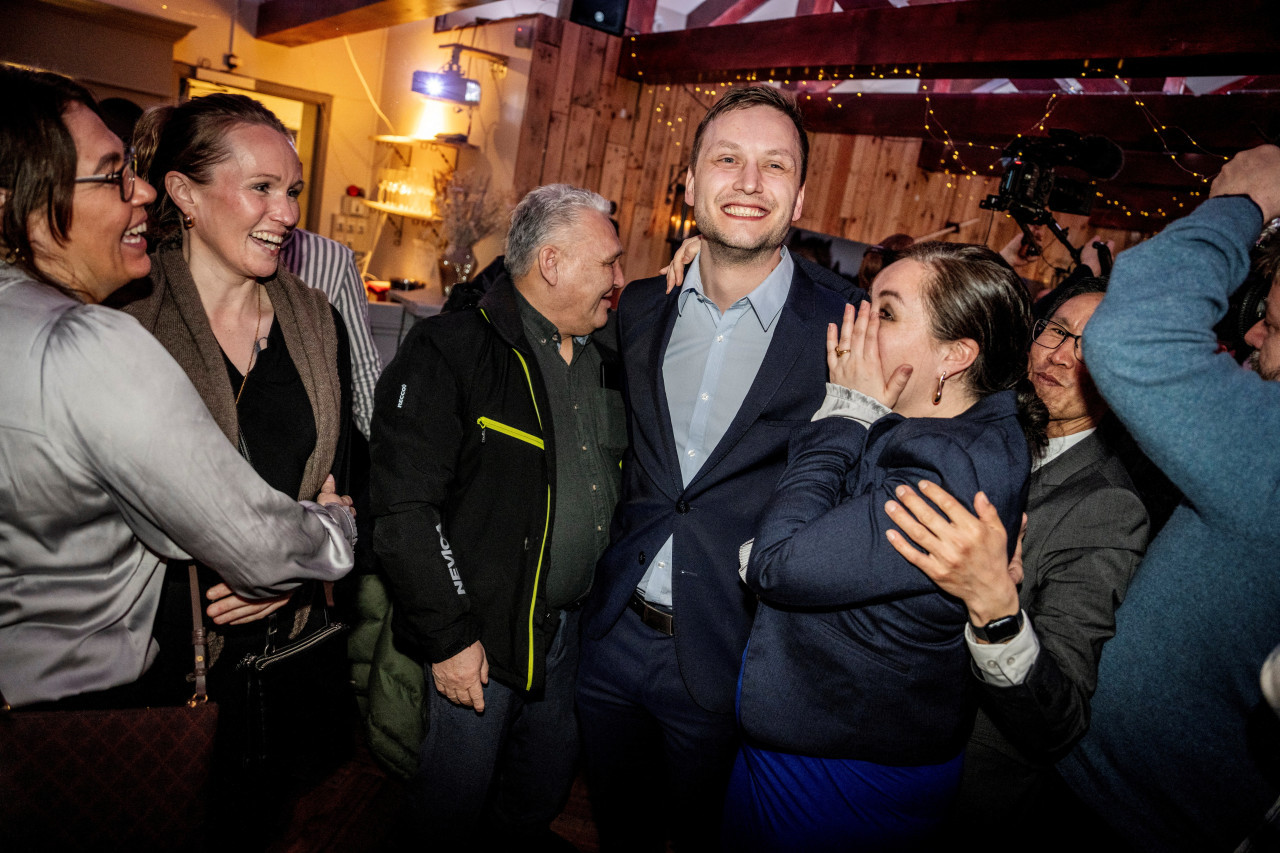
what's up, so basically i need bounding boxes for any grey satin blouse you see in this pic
[0,267,353,707]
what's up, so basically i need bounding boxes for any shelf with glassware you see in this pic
[361,135,479,244]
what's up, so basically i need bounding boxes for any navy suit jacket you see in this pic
[583,263,855,713]
[739,391,1031,764]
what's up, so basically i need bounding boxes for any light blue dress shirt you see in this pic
[636,248,794,607]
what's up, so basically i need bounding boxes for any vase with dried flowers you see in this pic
[433,171,506,298]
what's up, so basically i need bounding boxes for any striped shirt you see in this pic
[281,228,382,437]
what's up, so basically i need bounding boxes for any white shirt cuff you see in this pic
[966,611,1039,687]
[811,383,891,426]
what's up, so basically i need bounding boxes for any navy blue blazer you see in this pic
[739,391,1031,764]
[583,264,855,714]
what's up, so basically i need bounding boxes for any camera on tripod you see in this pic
[980,129,1125,268]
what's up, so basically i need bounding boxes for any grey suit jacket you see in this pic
[956,428,1149,816]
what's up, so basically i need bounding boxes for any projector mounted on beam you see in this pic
[412,43,509,107]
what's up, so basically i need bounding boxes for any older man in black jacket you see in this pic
[370,184,627,850]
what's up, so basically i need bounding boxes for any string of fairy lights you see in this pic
[629,37,1228,225]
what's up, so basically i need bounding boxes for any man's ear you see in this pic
[165,171,196,219]
[791,182,806,223]
[943,337,978,378]
[684,168,695,207]
[538,244,559,286]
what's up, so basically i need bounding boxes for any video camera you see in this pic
[980,129,1125,267]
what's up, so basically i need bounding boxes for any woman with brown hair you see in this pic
[725,242,1046,850]
[117,93,354,842]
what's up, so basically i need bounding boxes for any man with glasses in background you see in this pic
[883,275,1149,835]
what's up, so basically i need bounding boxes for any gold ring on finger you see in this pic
[835,348,851,357]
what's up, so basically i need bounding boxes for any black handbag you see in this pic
[0,566,218,853]
[234,582,350,776]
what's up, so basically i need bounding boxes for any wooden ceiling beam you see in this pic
[794,91,1280,154]
[257,0,490,46]
[620,0,1280,83]
[917,139,1221,187]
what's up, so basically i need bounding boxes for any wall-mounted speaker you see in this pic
[569,0,629,36]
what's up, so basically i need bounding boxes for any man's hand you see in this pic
[884,481,1021,630]
[206,584,292,625]
[998,225,1046,271]
[828,302,912,409]
[1078,239,1116,277]
[660,236,703,294]
[432,640,489,713]
[1210,144,1280,223]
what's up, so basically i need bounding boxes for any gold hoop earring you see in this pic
[2,245,23,265]
[933,371,947,405]
[182,213,195,229]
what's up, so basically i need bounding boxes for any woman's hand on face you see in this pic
[205,584,292,625]
[660,236,703,295]
[827,302,912,409]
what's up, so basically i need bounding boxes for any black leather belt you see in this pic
[629,591,674,636]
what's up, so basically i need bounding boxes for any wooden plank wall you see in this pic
[513,17,1148,285]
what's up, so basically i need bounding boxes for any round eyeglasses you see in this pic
[1031,317,1084,360]
[73,146,137,203]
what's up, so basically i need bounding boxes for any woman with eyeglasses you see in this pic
[0,67,354,709]
[724,242,1048,850]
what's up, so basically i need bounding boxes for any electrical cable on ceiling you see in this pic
[344,36,399,136]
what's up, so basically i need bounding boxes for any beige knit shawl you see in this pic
[122,246,341,501]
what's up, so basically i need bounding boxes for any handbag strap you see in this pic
[0,567,209,711]
[188,564,210,707]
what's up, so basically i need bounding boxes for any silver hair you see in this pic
[504,184,612,280]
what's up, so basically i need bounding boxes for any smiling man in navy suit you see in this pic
[577,86,859,851]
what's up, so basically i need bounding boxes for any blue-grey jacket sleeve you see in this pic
[1083,196,1277,538]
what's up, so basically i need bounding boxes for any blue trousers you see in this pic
[403,609,580,847]
[577,605,739,852]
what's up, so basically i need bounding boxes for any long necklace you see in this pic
[234,285,263,405]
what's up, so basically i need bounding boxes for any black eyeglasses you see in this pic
[73,146,136,203]
[1032,317,1084,360]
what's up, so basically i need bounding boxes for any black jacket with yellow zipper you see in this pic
[369,272,619,695]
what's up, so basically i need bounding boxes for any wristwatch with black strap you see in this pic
[971,610,1025,644]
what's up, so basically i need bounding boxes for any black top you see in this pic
[219,304,352,498]
[223,316,315,498]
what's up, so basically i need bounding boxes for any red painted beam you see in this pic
[792,91,1279,154]
[918,138,1223,188]
[627,0,658,34]
[619,0,1280,84]
[687,0,772,30]
[797,0,836,15]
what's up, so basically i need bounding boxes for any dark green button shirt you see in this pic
[516,290,624,608]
